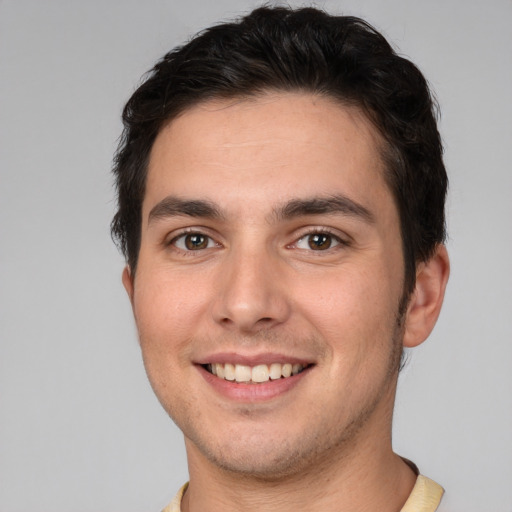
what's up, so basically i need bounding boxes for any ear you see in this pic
[403,245,450,348]
[122,265,134,304]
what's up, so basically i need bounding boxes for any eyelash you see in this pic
[291,228,349,252]
[168,227,349,254]
[168,229,219,254]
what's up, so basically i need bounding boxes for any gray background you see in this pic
[1,0,511,510]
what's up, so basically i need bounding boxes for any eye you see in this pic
[295,232,342,251]
[172,232,216,251]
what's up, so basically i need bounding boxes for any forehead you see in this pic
[144,92,391,218]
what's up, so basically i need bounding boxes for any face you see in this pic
[125,93,408,478]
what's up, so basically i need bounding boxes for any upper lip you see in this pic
[194,352,314,366]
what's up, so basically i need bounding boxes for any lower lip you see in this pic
[197,365,312,402]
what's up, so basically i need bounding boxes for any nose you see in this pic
[211,245,291,333]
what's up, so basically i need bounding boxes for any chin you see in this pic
[183,418,356,482]
[198,441,314,480]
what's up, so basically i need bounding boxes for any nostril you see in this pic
[253,317,276,328]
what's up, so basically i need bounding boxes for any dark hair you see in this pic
[111,5,447,296]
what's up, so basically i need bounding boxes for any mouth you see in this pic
[203,362,310,384]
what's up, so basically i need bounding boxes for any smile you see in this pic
[205,363,308,383]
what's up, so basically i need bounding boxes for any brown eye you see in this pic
[185,234,208,250]
[295,232,342,251]
[308,233,333,250]
[173,233,214,251]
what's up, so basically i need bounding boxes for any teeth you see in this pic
[224,363,236,381]
[235,364,252,382]
[252,364,269,383]
[281,363,292,378]
[207,362,306,383]
[269,363,282,380]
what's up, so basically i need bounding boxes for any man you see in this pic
[111,6,450,512]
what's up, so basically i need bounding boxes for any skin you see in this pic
[123,92,449,511]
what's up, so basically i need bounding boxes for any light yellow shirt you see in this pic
[162,475,444,512]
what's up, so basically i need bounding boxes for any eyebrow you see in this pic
[274,195,375,224]
[147,193,375,225]
[148,196,224,224]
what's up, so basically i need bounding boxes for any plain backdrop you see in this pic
[1,0,511,511]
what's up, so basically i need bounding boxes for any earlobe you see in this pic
[403,245,450,348]
[122,265,134,304]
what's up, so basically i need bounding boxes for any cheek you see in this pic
[132,273,198,383]
[133,285,195,416]
[295,265,401,360]
[134,266,206,335]
[299,264,398,319]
